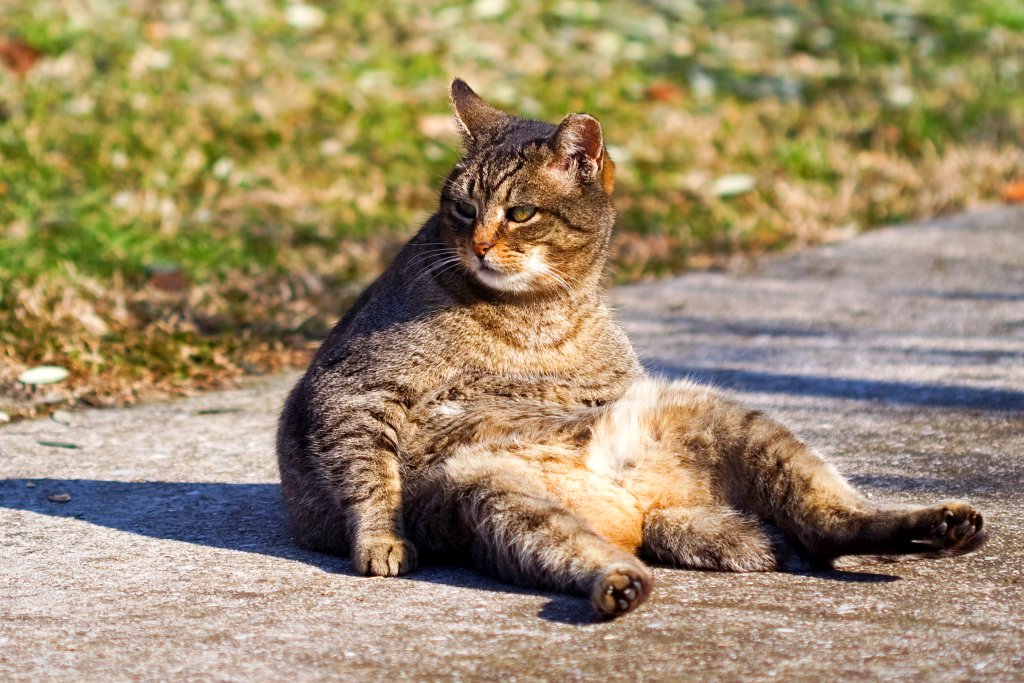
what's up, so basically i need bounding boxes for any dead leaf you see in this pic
[149,271,189,291]
[144,22,169,42]
[418,114,457,139]
[0,37,41,77]
[1002,180,1024,204]
[146,263,189,292]
[879,125,901,144]
[644,81,684,103]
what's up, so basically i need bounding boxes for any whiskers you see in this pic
[402,246,458,273]
[404,242,581,300]
[538,262,582,299]
[405,249,467,290]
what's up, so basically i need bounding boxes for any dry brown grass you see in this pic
[2,0,1022,419]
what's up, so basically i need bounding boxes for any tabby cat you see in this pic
[276,80,986,617]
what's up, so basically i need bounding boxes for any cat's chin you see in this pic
[469,262,537,294]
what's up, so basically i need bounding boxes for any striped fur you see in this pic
[277,81,986,618]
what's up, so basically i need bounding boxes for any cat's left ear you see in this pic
[549,113,612,191]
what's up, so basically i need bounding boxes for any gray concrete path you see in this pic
[2,206,1022,682]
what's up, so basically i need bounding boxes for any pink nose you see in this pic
[472,242,492,257]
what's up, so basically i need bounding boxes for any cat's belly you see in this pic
[543,461,646,552]
[417,376,712,552]
[542,456,697,553]
[544,377,713,552]
[537,440,697,554]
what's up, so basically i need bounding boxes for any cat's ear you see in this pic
[450,79,511,150]
[548,113,611,190]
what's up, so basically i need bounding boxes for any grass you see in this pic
[1,0,1022,418]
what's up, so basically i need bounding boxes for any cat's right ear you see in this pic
[547,113,614,192]
[450,79,511,150]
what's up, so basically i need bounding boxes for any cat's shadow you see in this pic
[0,477,897,624]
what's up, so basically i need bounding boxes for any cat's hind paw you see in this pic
[353,537,418,576]
[922,502,987,555]
[591,563,653,618]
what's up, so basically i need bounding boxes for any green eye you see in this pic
[455,201,477,219]
[506,205,537,222]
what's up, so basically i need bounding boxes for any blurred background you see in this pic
[1,0,1022,418]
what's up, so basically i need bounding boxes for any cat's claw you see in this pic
[592,564,653,618]
[353,537,418,576]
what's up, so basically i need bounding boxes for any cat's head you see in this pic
[437,79,616,298]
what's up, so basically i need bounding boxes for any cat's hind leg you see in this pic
[700,398,987,561]
[641,505,778,572]
[408,447,654,618]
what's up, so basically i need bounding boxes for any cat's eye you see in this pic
[455,201,477,220]
[506,205,537,223]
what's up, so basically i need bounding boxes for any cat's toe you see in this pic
[353,537,418,576]
[591,563,653,618]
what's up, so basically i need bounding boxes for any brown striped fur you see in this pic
[277,81,987,618]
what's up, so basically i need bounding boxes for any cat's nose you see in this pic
[472,241,493,258]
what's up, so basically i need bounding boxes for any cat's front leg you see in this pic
[310,380,419,576]
[350,500,418,577]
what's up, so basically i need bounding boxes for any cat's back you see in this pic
[277,226,453,439]
[310,227,448,367]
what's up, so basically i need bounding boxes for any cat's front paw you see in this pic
[591,563,654,618]
[353,537,418,576]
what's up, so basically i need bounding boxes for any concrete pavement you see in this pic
[2,206,1022,681]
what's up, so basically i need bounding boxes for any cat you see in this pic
[276,79,987,618]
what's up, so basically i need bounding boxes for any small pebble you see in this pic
[48,493,71,503]
[712,173,756,197]
[17,366,69,385]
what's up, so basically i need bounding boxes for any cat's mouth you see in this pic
[473,261,529,291]
[463,252,536,293]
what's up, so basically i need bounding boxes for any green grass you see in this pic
[1,0,1022,416]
